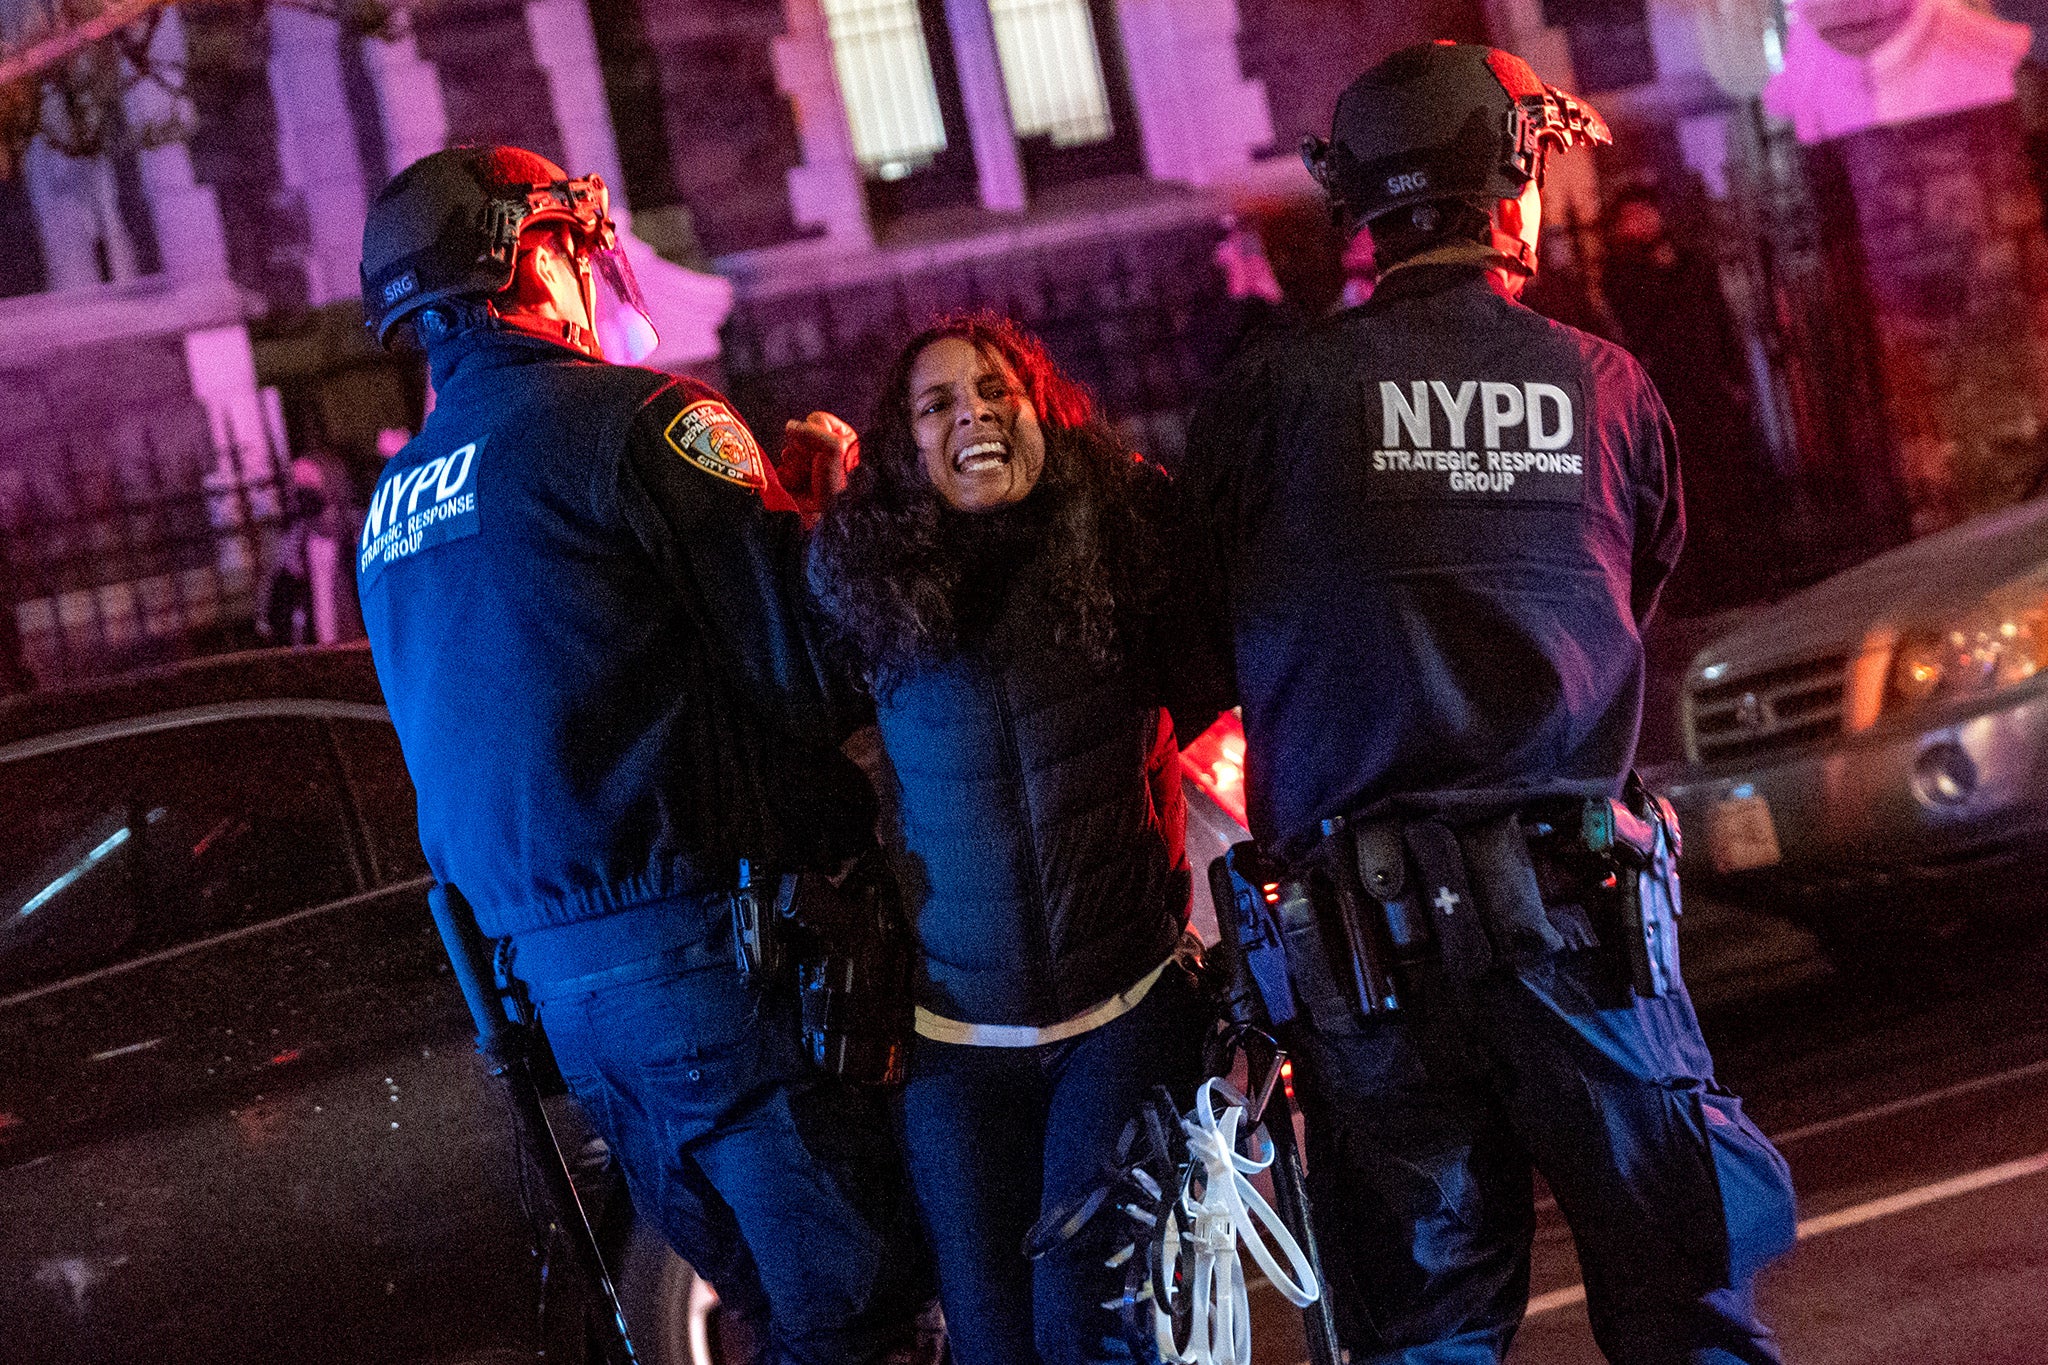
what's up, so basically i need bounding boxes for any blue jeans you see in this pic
[896,964,1211,1365]
[1292,945,1794,1365]
[541,966,930,1365]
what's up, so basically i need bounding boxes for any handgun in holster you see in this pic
[1579,780,1684,997]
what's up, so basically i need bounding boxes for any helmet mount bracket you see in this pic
[1303,43,1612,259]
[362,147,659,362]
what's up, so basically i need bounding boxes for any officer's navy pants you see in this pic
[541,965,931,1365]
[895,964,1209,1365]
[1291,945,1794,1365]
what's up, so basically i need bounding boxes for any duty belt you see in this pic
[1215,783,1680,1029]
[506,894,736,1004]
[1310,812,1546,1008]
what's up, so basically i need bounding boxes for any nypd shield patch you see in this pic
[664,400,766,490]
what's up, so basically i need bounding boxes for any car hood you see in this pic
[1693,497,2048,674]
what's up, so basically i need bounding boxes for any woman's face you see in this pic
[908,337,1047,513]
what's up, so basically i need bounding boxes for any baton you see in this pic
[427,884,640,1365]
[1209,857,1342,1365]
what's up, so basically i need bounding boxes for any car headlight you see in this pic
[1879,576,2048,717]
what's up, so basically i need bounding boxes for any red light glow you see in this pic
[1177,710,1250,831]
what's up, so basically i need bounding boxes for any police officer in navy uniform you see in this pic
[1174,45,1797,1364]
[355,145,928,1363]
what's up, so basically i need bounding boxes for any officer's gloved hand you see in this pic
[778,411,859,520]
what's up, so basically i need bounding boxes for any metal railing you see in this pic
[1719,102,1914,585]
[0,434,296,691]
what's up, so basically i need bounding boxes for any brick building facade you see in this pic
[4,0,2041,681]
[1763,0,2045,536]
[1823,102,2048,530]
[0,0,1519,515]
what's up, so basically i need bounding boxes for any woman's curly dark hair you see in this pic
[809,313,1166,692]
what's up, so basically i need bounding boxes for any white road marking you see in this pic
[1520,1147,2048,1322]
[89,1038,163,1061]
[1525,1283,1588,1316]
[1278,1145,2048,1349]
[1532,1054,2048,1216]
[1793,1150,2048,1239]
[1261,1057,2048,1327]
[1765,1055,2048,1148]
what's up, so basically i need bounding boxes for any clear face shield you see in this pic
[516,174,661,363]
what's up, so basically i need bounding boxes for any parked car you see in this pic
[1663,496,2048,966]
[0,643,1261,1363]
[0,645,714,1364]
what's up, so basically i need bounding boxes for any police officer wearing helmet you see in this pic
[355,146,929,1362]
[1175,45,1797,1363]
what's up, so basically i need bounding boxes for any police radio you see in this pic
[1209,843,1296,1029]
[1207,846,1344,1365]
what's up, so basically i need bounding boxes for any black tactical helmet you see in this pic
[1302,41,1610,228]
[359,145,625,347]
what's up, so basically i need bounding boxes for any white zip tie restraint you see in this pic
[1025,1062,1324,1365]
[1147,1077,1320,1365]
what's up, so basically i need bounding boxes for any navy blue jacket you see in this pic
[358,331,867,941]
[1176,266,1685,860]
[863,543,1190,1029]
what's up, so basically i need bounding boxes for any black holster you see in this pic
[780,858,914,1087]
[730,854,913,1085]
[1212,774,1687,1028]
[1563,778,1684,997]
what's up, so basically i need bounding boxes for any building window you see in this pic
[817,0,1142,221]
[987,0,1114,148]
[821,0,952,181]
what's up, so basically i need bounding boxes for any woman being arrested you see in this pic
[809,315,1218,1365]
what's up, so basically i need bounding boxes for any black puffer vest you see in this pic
[868,554,1190,1028]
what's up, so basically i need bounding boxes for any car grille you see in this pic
[1689,652,1851,766]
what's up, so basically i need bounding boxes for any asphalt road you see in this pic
[1240,891,2048,1364]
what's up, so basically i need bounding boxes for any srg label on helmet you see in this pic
[664,400,766,491]
[358,437,482,587]
[1363,379,1584,502]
